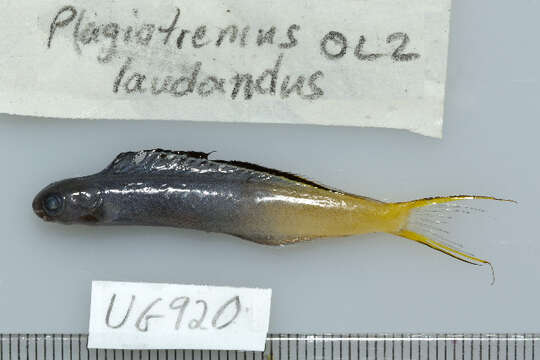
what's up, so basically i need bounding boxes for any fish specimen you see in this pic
[33,149,512,277]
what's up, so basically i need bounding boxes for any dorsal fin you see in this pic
[100,149,336,192]
[213,160,334,191]
[101,149,212,175]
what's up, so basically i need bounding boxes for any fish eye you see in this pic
[43,194,63,215]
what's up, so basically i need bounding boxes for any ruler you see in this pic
[0,334,538,360]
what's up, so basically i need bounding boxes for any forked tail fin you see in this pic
[391,195,516,285]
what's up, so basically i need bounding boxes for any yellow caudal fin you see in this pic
[391,195,516,285]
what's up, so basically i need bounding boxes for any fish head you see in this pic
[33,178,104,224]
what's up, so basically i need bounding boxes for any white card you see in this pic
[0,0,451,137]
[88,281,272,351]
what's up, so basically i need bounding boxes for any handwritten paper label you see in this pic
[0,0,452,137]
[88,281,272,351]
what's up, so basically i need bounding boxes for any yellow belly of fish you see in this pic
[256,187,407,243]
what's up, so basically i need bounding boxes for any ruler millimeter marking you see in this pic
[0,334,538,360]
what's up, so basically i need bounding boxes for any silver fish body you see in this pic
[33,148,508,277]
[33,149,377,244]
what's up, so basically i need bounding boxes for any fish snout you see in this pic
[32,195,53,221]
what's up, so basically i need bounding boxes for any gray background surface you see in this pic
[0,0,539,333]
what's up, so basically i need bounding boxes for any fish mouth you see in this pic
[32,197,53,222]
